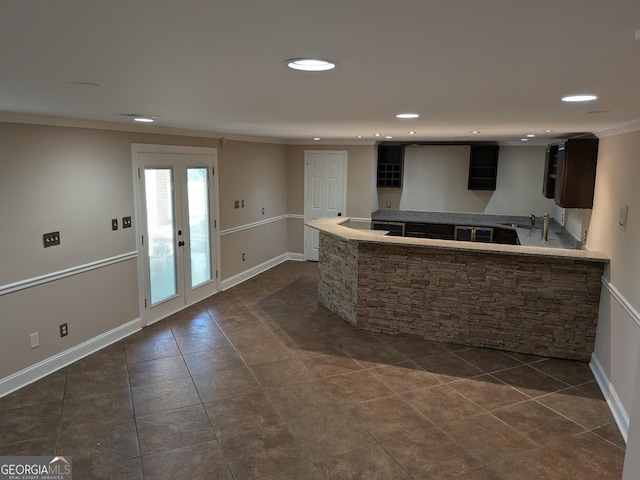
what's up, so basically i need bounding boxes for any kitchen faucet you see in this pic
[529,214,536,229]
[541,213,549,241]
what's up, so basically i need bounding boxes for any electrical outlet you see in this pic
[241,200,245,208]
[386,201,391,208]
[43,231,61,248]
[242,253,246,261]
[30,332,39,349]
[234,200,240,209]
[59,323,68,337]
[262,207,265,215]
[112,218,118,230]
[122,216,132,228]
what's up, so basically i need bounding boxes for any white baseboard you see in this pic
[0,318,142,398]
[221,252,304,291]
[590,353,630,442]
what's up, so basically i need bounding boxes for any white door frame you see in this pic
[132,144,221,326]
[304,150,348,261]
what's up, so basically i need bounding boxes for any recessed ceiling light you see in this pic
[356,135,363,138]
[313,137,321,141]
[374,133,382,137]
[286,58,335,71]
[543,129,554,133]
[396,113,419,119]
[385,136,393,139]
[561,94,598,102]
[526,134,536,138]
[121,113,159,123]
[471,131,480,134]
[408,131,416,135]
[521,138,529,142]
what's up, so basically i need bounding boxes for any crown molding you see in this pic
[596,119,640,138]
[0,111,288,144]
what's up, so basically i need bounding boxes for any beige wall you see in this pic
[378,145,557,217]
[0,122,295,385]
[589,132,640,433]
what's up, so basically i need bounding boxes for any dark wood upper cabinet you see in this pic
[552,138,599,208]
[542,144,558,199]
[377,145,404,188]
[468,145,499,190]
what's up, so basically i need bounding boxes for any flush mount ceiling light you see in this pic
[286,58,335,71]
[396,113,419,119]
[561,94,598,102]
[374,133,382,137]
[408,131,416,135]
[120,114,159,123]
[471,131,480,134]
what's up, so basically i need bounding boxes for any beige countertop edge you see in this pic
[307,217,609,263]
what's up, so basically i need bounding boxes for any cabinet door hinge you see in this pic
[138,168,141,179]
[144,298,147,309]
[215,270,218,279]
[214,219,217,228]
[211,166,215,176]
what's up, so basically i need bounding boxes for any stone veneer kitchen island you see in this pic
[307,216,609,362]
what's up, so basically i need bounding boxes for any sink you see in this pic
[498,222,532,229]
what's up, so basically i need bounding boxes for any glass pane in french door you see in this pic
[144,168,177,305]
[187,167,211,288]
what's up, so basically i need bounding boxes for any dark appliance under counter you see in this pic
[454,226,494,243]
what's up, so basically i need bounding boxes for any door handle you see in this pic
[178,240,185,247]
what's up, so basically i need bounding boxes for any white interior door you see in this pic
[133,145,220,325]
[304,151,347,261]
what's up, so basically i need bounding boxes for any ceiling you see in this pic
[2,1,640,145]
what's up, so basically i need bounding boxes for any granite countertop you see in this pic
[371,210,583,250]
[307,216,608,263]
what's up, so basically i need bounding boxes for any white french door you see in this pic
[133,145,220,325]
[304,150,347,261]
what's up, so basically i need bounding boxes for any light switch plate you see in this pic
[123,216,132,228]
[619,204,629,230]
[43,231,60,247]
[112,218,118,230]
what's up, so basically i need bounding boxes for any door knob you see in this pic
[178,240,185,247]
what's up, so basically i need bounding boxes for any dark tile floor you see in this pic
[0,261,625,479]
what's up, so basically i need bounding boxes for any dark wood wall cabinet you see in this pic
[543,138,599,209]
[377,145,404,188]
[468,145,499,190]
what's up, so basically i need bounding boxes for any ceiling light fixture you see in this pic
[561,94,598,102]
[385,136,393,139]
[543,129,554,133]
[286,58,335,71]
[374,133,382,137]
[526,134,536,138]
[121,113,159,123]
[521,138,529,142]
[408,131,416,135]
[313,137,321,141]
[356,135,363,138]
[471,131,480,134]
[396,113,419,119]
